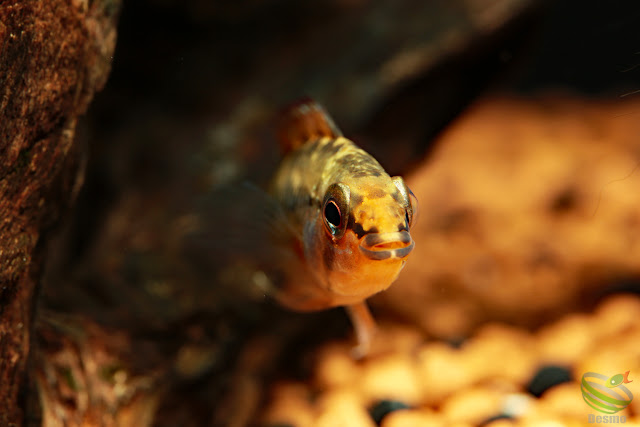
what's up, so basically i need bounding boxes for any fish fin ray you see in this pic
[183,182,303,291]
[277,97,343,153]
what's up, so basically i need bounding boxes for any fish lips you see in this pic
[358,231,415,261]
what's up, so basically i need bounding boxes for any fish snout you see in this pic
[359,231,414,261]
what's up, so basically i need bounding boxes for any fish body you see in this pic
[266,99,416,354]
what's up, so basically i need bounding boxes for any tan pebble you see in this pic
[537,314,596,365]
[577,345,622,372]
[535,382,587,418]
[418,299,478,339]
[596,323,640,365]
[315,389,375,427]
[261,381,315,426]
[416,342,470,405]
[576,328,640,384]
[518,417,584,427]
[314,343,360,390]
[381,408,444,427]
[614,326,640,355]
[501,392,535,418]
[372,321,425,354]
[594,294,640,335]
[441,386,504,424]
[359,353,422,405]
[462,323,538,385]
[577,347,638,380]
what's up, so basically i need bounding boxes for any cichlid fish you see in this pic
[266,99,416,356]
[192,99,416,357]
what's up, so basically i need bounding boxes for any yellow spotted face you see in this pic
[303,175,416,304]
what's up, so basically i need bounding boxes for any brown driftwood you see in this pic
[0,1,119,425]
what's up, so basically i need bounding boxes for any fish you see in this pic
[265,98,416,356]
[191,98,417,357]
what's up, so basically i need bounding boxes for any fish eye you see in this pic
[324,200,341,227]
[322,183,350,239]
[392,176,418,228]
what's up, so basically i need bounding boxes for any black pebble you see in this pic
[369,400,411,425]
[480,414,514,426]
[526,365,573,397]
[446,336,467,348]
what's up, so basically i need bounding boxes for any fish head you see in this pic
[309,175,416,301]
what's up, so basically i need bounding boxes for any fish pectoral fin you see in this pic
[184,181,301,273]
[277,97,343,153]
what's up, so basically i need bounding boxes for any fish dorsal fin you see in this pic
[277,98,343,153]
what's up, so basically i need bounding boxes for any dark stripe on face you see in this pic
[350,222,379,239]
[367,187,387,199]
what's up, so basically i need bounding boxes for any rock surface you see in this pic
[0,1,119,424]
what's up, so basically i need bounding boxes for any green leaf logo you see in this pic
[581,371,633,414]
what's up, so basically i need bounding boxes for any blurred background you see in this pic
[36,0,640,426]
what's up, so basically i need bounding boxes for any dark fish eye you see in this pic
[324,199,341,228]
[322,183,350,238]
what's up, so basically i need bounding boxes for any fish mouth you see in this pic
[359,231,414,261]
